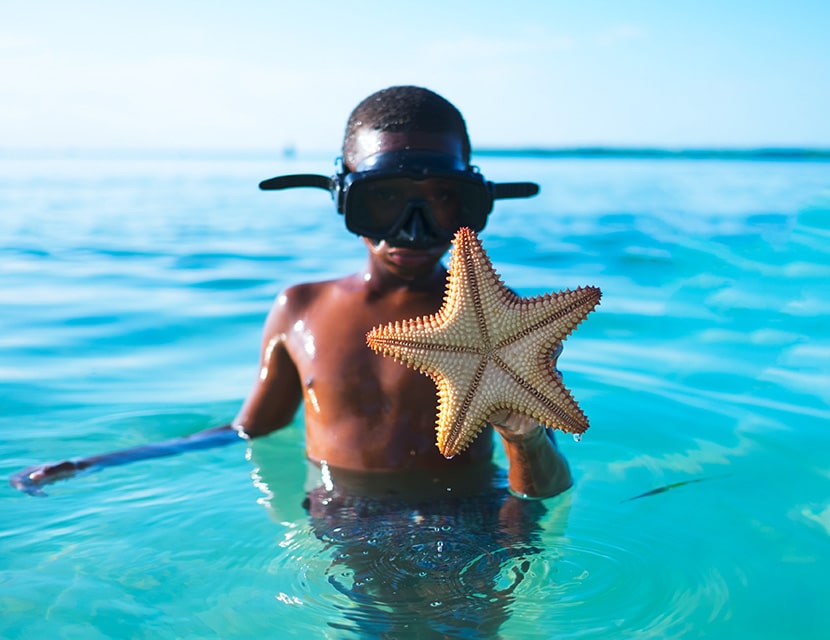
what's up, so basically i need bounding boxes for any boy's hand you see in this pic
[489,412,542,440]
[9,460,86,496]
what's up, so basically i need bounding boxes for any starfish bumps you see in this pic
[366,227,601,458]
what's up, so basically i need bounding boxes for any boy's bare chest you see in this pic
[286,288,441,402]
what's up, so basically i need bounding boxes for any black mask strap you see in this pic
[259,174,333,191]
[492,182,539,199]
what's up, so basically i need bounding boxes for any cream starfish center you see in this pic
[367,227,601,458]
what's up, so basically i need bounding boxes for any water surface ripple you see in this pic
[1,153,828,639]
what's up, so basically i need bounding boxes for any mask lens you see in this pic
[420,178,463,232]
[424,178,491,232]
[346,176,489,238]
[361,178,414,232]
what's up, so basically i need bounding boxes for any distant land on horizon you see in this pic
[475,147,830,161]
[2,146,829,162]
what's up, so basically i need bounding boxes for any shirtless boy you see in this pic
[12,86,572,500]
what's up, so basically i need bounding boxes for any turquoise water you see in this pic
[1,151,828,638]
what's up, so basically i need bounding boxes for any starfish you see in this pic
[366,227,602,458]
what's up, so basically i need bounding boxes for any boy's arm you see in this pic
[11,291,305,496]
[493,416,572,499]
[10,425,243,496]
[232,289,304,437]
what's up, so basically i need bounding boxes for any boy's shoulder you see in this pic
[279,273,364,310]
[264,275,363,336]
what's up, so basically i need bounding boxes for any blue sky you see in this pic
[2,0,828,152]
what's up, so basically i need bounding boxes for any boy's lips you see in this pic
[386,246,443,266]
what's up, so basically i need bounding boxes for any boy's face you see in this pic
[346,127,467,281]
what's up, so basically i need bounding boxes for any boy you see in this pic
[13,86,571,500]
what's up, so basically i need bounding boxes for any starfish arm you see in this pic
[366,324,483,374]
[501,286,602,347]
[491,339,590,434]
[450,232,520,345]
[366,309,485,357]
[435,357,506,457]
[488,356,588,433]
[432,361,489,457]
[436,358,585,457]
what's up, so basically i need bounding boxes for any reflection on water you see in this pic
[251,446,562,638]
[247,436,740,639]
[310,488,543,637]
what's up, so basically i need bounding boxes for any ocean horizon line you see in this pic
[475,146,830,161]
[2,146,829,162]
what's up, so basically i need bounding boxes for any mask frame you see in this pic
[259,149,539,241]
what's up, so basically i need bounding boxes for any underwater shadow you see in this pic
[251,443,571,639]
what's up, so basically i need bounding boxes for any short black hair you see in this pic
[342,86,471,164]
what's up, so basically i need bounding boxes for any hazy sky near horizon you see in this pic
[3,0,828,153]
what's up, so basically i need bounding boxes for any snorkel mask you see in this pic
[259,149,539,249]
